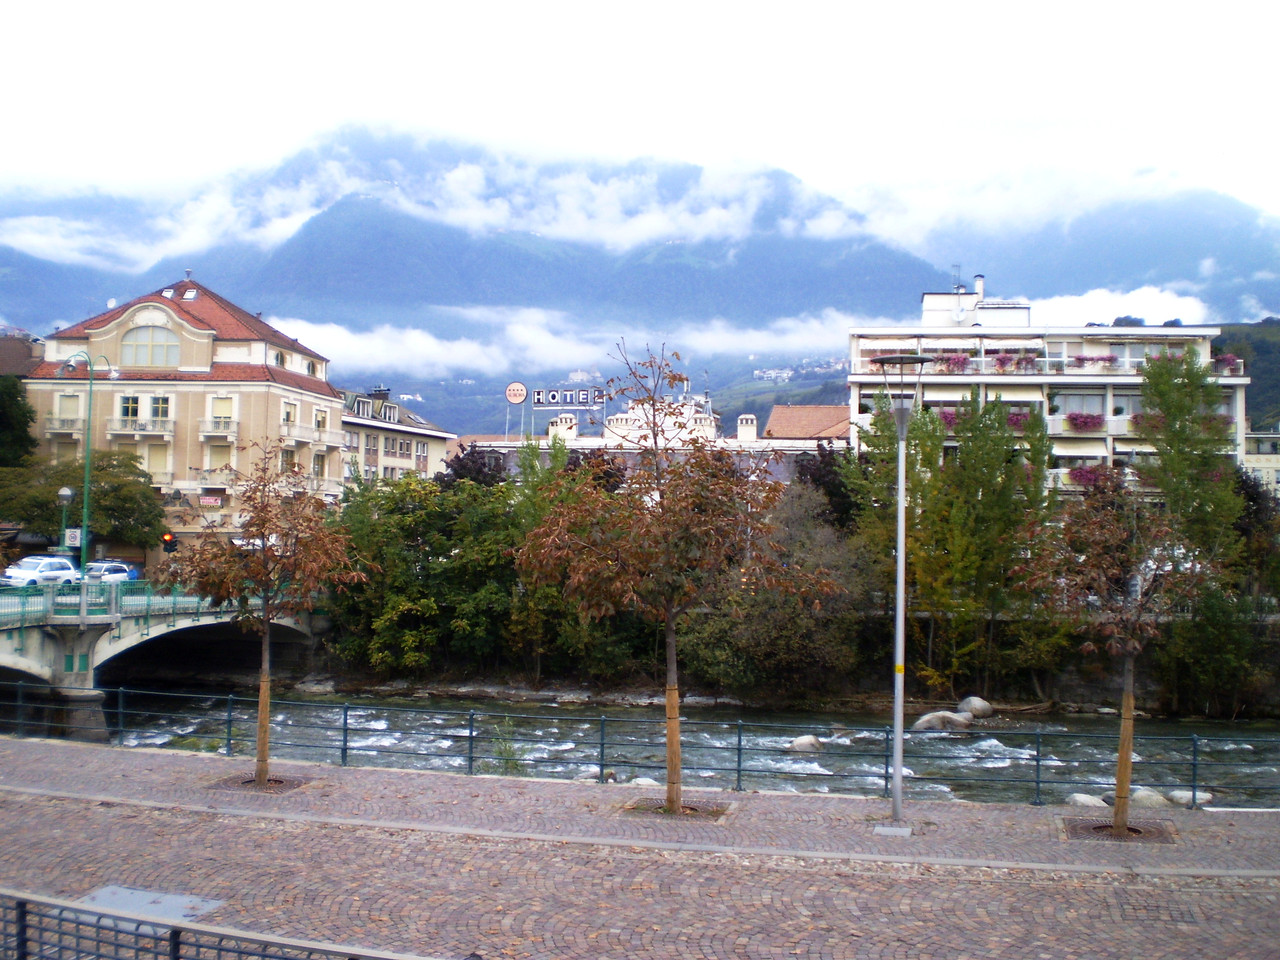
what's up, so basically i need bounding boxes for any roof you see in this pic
[763,405,850,440]
[49,279,328,361]
[0,332,42,377]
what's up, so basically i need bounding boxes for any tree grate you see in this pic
[208,773,311,794]
[1060,817,1177,844]
[624,797,733,821]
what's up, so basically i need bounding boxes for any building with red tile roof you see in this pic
[26,277,348,555]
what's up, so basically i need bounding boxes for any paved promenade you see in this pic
[2,737,1278,959]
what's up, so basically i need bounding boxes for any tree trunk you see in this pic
[1112,653,1136,836]
[255,619,272,786]
[663,613,682,813]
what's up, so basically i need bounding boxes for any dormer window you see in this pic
[274,352,286,367]
[306,360,317,376]
[182,289,198,301]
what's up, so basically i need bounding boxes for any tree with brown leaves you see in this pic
[517,345,832,812]
[154,440,364,786]
[1020,467,1212,834]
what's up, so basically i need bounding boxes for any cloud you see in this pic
[1029,286,1212,326]
[667,309,859,358]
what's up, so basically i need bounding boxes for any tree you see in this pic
[518,345,828,811]
[1133,348,1243,561]
[435,442,507,488]
[0,376,37,468]
[156,441,363,786]
[0,452,166,550]
[1020,468,1212,835]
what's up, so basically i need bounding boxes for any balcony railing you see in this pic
[853,357,1152,376]
[106,418,175,436]
[198,417,239,438]
[43,416,84,436]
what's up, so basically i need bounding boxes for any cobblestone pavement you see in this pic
[2,737,1278,959]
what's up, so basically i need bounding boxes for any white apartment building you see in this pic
[848,275,1249,486]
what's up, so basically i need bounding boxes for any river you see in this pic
[96,687,1280,809]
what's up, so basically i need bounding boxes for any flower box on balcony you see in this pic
[1007,412,1030,430]
[939,353,971,374]
[1069,354,1118,369]
[992,353,1016,373]
[1065,412,1105,431]
[1067,464,1107,487]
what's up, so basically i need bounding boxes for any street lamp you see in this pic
[56,352,119,572]
[57,487,74,554]
[869,353,930,826]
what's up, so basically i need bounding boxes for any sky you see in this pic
[2,1,1275,373]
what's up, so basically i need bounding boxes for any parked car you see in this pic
[1,555,81,586]
[84,560,135,582]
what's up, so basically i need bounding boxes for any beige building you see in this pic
[27,278,348,545]
[342,385,455,483]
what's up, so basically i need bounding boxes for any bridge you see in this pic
[0,582,321,738]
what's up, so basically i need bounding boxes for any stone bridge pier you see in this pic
[41,607,123,742]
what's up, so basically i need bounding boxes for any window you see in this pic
[306,360,317,376]
[312,453,327,478]
[274,352,286,367]
[282,402,298,424]
[209,445,231,470]
[121,326,181,367]
[211,397,233,428]
[151,396,170,420]
[280,448,297,472]
[57,394,79,419]
[384,436,396,453]
[120,396,140,419]
[365,433,378,452]
[315,409,328,430]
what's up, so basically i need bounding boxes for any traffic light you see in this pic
[161,531,177,553]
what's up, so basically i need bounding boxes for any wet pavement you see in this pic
[2,736,1278,959]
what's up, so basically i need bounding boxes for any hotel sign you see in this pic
[530,387,606,409]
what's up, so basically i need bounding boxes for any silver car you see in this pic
[1,555,82,586]
[84,561,135,582]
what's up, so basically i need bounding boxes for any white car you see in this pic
[1,555,82,586]
[84,561,135,582]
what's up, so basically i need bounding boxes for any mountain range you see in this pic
[1,131,1277,434]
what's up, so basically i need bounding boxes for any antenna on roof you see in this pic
[951,263,962,293]
[185,268,192,280]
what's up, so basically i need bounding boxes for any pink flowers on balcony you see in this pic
[1007,412,1030,429]
[993,353,1016,372]
[1069,354,1118,368]
[1067,464,1108,487]
[938,408,958,430]
[1065,411,1105,431]
[939,353,971,374]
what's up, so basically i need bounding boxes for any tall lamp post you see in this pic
[57,352,118,573]
[57,487,74,554]
[869,353,930,825]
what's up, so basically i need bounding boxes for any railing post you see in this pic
[883,726,892,798]
[117,687,126,746]
[1190,734,1200,808]
[224,694,235,755]
[15,897,28,960]
[1032,731,1044,806]
[735,720,744,792]
[167,928,181,960]
[598,716,606,783]
[341,703,350,767]
[467,710,475,775]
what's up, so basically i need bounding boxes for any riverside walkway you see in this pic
[2,737,1278,960]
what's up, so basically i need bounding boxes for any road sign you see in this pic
[64,527,82,548]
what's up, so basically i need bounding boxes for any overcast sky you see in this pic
[3,2,1274,374]
[5,3,1275,237]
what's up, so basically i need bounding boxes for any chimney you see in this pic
[369,384,390,401]
[737,413,758,442]
[974,275,985,300]
[548,413,578,440]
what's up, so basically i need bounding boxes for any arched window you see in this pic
[274,352,286,367]
[121,326,180,367]
[306,360,317,376]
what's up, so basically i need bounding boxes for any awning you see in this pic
[1051,439,1110,457]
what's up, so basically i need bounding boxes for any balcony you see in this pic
[279,421,346,448]
[44,416,85,438]
[199,418,240,440]
[107,418,175,438]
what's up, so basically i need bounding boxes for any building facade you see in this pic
[847,276,1248,486]
[341,385,455,483]
[26,279,350,547]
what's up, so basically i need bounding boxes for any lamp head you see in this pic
[58,486,75,505]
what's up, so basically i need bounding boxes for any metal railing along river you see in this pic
[3,681,1278,807]
[0,887,424,960]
